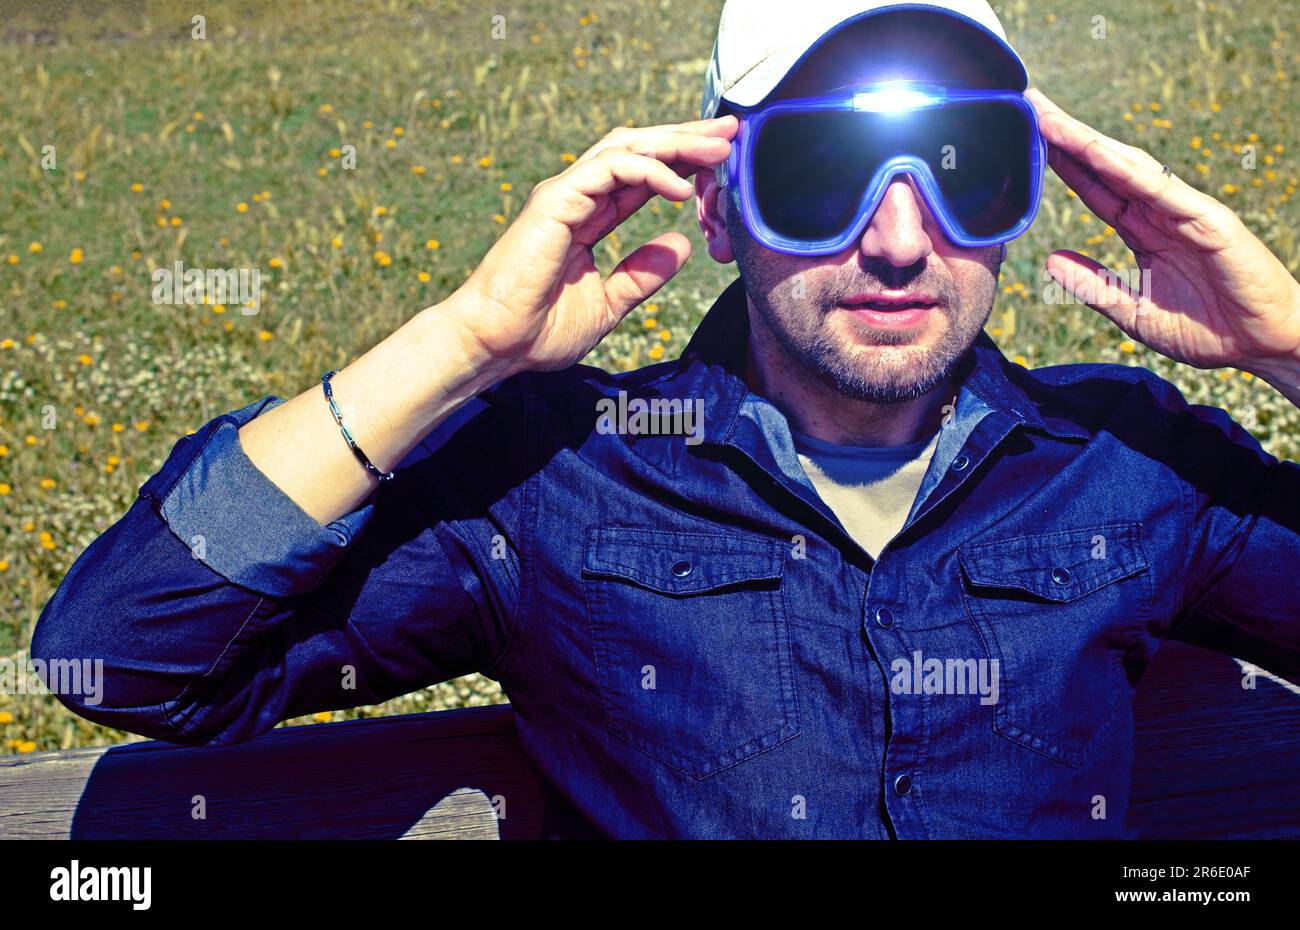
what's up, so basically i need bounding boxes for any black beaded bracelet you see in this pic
[321,370,395,483]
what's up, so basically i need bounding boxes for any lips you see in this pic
[838,292,939,311]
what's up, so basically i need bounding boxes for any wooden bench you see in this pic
[2,640,1297,839]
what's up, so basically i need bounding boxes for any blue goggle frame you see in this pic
[717,83,1048,256]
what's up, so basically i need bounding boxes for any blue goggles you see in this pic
[717,82,1047,256]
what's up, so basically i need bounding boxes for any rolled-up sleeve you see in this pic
[154,394,377,598]
[31,380,532,745]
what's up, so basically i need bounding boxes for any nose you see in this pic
[856,175,935,267]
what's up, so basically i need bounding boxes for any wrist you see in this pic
[419,288,527,388]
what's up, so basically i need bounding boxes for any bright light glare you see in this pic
[852,88,938,113]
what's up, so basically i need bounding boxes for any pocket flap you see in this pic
[958,522,1148,602]
[583,527,783,596]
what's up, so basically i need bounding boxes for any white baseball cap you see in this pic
[701,0,1028,119]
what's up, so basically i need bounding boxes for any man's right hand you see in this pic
[238,116,735,525]
[442,115,738,378]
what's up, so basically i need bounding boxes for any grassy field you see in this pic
[0,0,1296,754]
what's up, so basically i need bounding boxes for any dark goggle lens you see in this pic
[750,100,1035,243]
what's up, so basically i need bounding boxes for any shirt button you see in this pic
[950,454,970,472]
[1051,566,1072,585]
[874,606,894,628]
[671,559,693,578]
[894,773,913,796]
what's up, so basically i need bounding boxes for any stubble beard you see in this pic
[726,196,997,404]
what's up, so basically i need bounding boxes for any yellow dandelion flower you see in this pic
[411,165,426,175]
[70,248,84,264]
[417,271,431,283]
[135,421,150,432]
[258,330,273,341]
[331,236,343,249]
[0,483,9,495]
[318,167,329,176]
[450,155,463,164]
[107,455,120,466]
[83,414,100,426]
[78,353,92,365]
[426,239,440,250]
[658,329,672,341]
[269,257,283,269]
[1013,355,1028,367]
[328,147,342,158]
[493,214,506,224]
[130,182,143,192]
[1120,341,1136,354]
[6,255,18,265]
[1190,136,1202,149]
[313,712,333,723]
[394,126,405,137]
[648,344,665,361]
[319,103,334,114]
[25,435,37,445]
[237,202,248,213]
[1221,183,1238,195]
[0,711,11,723]
[28,241,41,253]
[384,138,397,149]
[159,198,171,210]
[111,422,125,433]
[362,120,373,129]
[478,156,493,167]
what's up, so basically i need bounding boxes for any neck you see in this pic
[743,298,956,448]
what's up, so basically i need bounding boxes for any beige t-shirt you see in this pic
[792,428,941,559]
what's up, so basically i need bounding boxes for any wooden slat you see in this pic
[1127,640,1300,839]
[0,704,547,839]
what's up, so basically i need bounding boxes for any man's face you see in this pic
[722,180,1002,403]
[701,14,1010,404]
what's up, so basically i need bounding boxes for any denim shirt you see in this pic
[32,277,1300,838]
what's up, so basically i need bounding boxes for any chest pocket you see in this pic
[958,522,1150,768]
[581,526,800,780]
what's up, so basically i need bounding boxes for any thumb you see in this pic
[1046,249,1142,332]
[603,232,692,320]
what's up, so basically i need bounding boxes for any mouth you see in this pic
[835,292,941,329]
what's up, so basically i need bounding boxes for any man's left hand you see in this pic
[1025,88,1300,402]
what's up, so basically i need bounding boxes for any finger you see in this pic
[1045,141,1126,228]
[1028,88,1159,171]
[1029,89,1211,219]
[575,128,732,171]
[603,232,692,320]
[1074,137,1216,219]
[540,149,694,230]
[1044,249,1143,332]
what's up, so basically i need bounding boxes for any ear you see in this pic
[695,169,736,264]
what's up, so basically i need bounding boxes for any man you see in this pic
[32,0,1300,838]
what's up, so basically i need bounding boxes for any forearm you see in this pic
[238,291,512,525]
